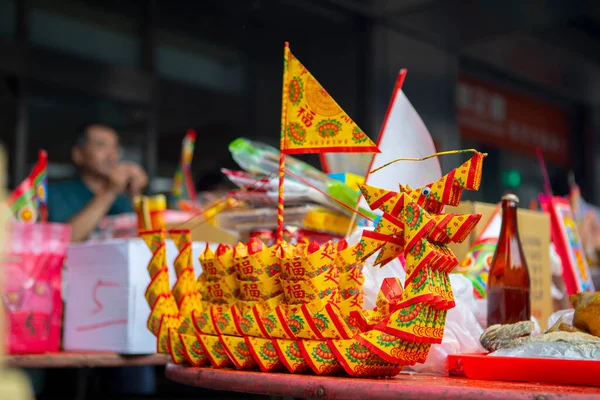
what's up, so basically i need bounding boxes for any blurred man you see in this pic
[48,123,148,242]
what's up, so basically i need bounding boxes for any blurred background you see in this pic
[0,0,598,206]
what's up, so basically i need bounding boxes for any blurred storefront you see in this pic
[0,0,367,192]
[1,0,599,206]
[456,74,574,206]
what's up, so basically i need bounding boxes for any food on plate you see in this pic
[481,320,600,360]
[480,321,534,352]
[571,292,600,337]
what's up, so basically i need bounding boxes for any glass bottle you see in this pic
[487,193,531,326]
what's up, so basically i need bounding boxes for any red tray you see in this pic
[448,353,600,387]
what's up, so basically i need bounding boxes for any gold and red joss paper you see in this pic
[140,151,486,377]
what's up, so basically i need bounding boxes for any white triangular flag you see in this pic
[359,70,442,212]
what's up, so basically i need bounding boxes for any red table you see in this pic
[166,364,600,400]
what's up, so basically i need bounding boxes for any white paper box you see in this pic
[63,238,210,354]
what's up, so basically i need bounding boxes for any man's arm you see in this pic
[67,190,118,242]
[68,164,132,242]
[125,162,148,198]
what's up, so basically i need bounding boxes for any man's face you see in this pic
[73,125,120,177]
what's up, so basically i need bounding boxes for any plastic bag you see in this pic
[474,299,488,329]
[550,242,564,276]
[490,340,600,360]
[489,308,599,361]
[547,308,574,328]
[549,243,566,301]
[3,222,71,354]
[406,274,485,375]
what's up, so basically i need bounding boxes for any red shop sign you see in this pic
[457,76,570,166]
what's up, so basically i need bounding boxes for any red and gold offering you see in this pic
[141,229,209,367]
[139,149,486,377]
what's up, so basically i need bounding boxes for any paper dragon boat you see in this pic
[141,151,484,377]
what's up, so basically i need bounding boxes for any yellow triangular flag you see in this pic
[281,43,379,154]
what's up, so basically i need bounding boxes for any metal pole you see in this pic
[13,83,28,186]
[13,0,30,185]
[141,0,158,190]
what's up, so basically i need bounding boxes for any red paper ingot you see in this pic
[355,329,406,364]
[273,339,311,374]
[147,295,178,335]
[339,294,365,335]
[204,274,238,305]
[218,335,257,370]
[169,229,193,277]
[329,338,403,378]
[145,269,170,309]
[235,294,282,336]
[168,329,188,364]
[281,268,339,305]
[285,305,321,340]
[140,230,167,278]
[197,273,209,299]
[237,274,282,302]
[178,332,209,366]
[245,336,284,372]
[157,315,182,354]
[261,305,297,340]
[298,339,343,376]
[178,293,202,321]
[339,267,364,301]
[211,305,241,336]
[280,241,337,280]
[335,240,366,274]
[172,268,197,304]
[380,303,442,344]
[191,309,218,336]
[199,244,235,281]
[197,333,233,368]
[234,242,282,281]
[234,302,263,337]
[140,146,487,377]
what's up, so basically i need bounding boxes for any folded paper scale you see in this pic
[140,152,485,377]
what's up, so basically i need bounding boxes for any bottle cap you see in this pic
[501,193,519,203]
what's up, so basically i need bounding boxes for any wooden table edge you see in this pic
[5,353,170,368]
[165,363,600,400]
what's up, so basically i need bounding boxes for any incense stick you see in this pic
[345,211,357,238]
